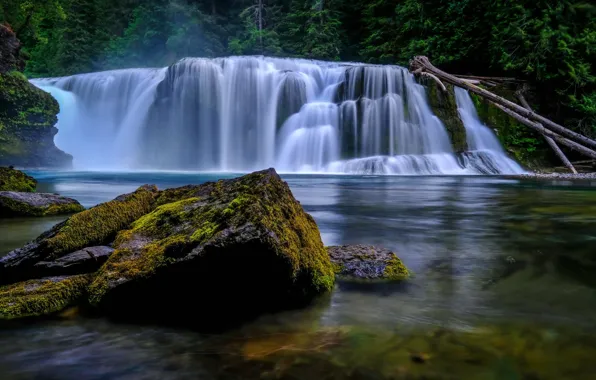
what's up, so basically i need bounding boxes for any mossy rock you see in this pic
[327,245,410,281]
[0,185,157,285]
[0,191,84,217]
[0,166,36,192]
[88,168,335,326]
[0,72,71,168]
[424,81,468,153]
[0,275,91,320]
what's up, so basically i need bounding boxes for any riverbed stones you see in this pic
[0,185,157,285]
[327,245,410,281]
[0,191,85,217]
[0,275,91,320]
[88,168,335,324]
[0,167,36,192]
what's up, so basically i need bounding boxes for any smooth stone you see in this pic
[34,246,114,277]
[327,244,410,281]
[0,191,84,217]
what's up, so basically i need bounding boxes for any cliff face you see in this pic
[0,25,71,168]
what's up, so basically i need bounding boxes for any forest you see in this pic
[1,0,595,141]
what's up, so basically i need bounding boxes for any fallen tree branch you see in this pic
[491,102,596,160]
[420,72,447,92]
[410,56,596,151]
[517,93,577,174]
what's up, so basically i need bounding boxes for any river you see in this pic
[1,171,596,379]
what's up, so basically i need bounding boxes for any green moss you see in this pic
[0,195,85,217]
[425,82,468,152]
[0,166,36,192]
[0,275,91,320]
[382,256,411,280]
[89,169,335,306]
[471,89,549,169]
[40,185,157,258]
[0,72,68,167]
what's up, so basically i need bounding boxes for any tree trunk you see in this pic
[410,56,596,151]
[491,102,596,160]
[516,93,577,174]
[258,0,263,53]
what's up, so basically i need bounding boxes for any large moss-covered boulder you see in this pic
[0,275,90,320]
[425,82,468,153]
[88,168,334,326]
[0,166,36,191]
[0,185,157,285]
[327,245,410,281]
[0,191,84,217]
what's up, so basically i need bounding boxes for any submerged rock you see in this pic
[0,167,36,192]
[0,191,85,217]
[0,275,91,320]
[0,185,157,285]
[327,245,410,281]
[88,168,335,325]
[34,246,114,277]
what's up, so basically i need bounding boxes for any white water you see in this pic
[32,56,524,175]
[454,87,524,174]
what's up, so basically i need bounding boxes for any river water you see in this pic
[1,171,596,379]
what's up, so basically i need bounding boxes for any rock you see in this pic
[0,191,85,217]
[0,166,36,192]
[34,246,114,277]
[326,245,410,281]
[425,82,468,153]
[0,185,157,285]
[88,168,334,325]
[0,275,91,320]
[0,25,71,168]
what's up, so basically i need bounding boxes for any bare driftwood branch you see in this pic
[420,72,447,92]
[491,102,596,160]
[517,93,577,174]
[410,56,596,151]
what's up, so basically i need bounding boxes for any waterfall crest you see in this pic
[32,56,524,175]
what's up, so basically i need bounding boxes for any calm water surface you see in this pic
[1,171,596,379]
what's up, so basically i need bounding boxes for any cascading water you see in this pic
[32,56,524,175]
[454,87,525,174]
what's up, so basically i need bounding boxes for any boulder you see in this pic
[327,245,410,281]
[0,166,36,192]
[34,246,114,277]
[0,275,91,320]
[0,185,157,285]
[88,168,334,325]
[0,191,85,217]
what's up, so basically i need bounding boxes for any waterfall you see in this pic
[454,87,525,174]
[32,56,524,175]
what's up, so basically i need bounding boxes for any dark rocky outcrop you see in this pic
[327,245,410,281]
[0,25,71,168]
[88,168,335,325]
[0,166,36,192]
[0,185,157,285]
[0,275,91,320]
[0,191,85,217]
[425,82,468,153]
[34,246,113,277]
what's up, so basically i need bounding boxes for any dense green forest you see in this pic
[1,0,595,139]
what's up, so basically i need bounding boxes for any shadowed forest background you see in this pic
[1,0,595,142]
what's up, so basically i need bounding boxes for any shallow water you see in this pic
[1,171,596,379]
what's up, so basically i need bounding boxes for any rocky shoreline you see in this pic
[505,172,596,181]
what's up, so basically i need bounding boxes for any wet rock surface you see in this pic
[34,246,114,277]
[327,245,410,281]
[0,191,85,217]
